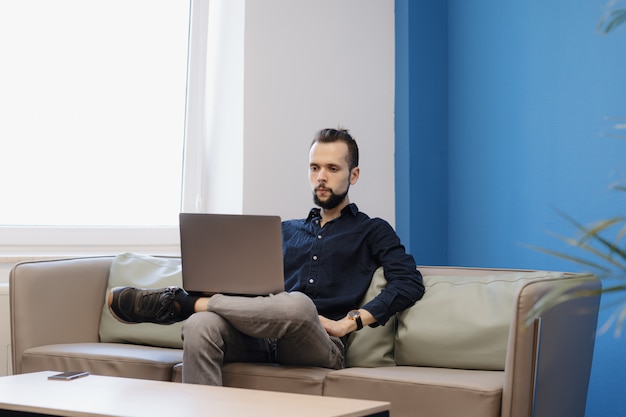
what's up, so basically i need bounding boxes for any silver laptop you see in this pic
[179,213,285,296]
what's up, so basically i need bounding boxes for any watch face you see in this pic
[348,309,363,331]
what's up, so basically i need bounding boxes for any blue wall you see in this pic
[396,1,626,416]
[395,0,448,264]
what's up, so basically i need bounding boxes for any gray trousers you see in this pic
[181,291,346,385]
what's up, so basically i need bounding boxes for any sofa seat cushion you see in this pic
[173,362,333,395]
[224,362,332,395]
[21,343,183,382]
[323,366,504,417]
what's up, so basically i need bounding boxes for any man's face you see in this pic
[309,141,359,210]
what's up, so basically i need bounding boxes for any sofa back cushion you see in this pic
[345,267,396,367]
[394,270,565,371]
[99,253,185,348]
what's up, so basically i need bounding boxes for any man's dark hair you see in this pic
[310,128,359,170]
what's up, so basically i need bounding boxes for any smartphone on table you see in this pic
[48,371,90,381]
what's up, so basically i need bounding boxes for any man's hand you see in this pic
[319,309,377,337]
[318,315,353,337]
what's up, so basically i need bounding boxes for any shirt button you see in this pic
[317,235,322,239]
[312,255,318,261]
[309,278,315,284]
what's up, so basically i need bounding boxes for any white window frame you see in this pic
[0,0,211,258]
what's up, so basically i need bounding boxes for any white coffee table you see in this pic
[0,371,389,417]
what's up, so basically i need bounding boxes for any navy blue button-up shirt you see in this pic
[281,203,424,325]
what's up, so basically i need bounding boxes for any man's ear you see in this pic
[350,167,360,185]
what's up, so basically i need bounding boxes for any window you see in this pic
[0,0,213,255]
[0,0,190,227]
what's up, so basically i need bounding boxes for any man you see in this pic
[109,127,424,385]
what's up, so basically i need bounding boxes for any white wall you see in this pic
[191,0,395,222]
[241,0,395,222]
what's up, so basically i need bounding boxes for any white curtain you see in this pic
[182,0,245,215]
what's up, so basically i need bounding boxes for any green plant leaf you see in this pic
[525,280,626,328]
[526,243,613,272]
[524,275,602,327]
[553,209,626,270]
[598,9,626,34]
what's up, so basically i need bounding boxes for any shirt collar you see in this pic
[306,203,358,222]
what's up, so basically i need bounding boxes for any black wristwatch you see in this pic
[347,309,363,331]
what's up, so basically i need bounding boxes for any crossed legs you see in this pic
[182,291,346,385]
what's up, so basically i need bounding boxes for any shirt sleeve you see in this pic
[360,219,425,326]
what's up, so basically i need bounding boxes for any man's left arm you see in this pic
[319,219,424,337]
[360,219,425,326]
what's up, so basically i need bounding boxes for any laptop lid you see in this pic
[179,213,285,296]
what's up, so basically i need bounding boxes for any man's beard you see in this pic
[313,185,349,210]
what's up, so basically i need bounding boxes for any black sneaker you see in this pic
[108,286,189,324]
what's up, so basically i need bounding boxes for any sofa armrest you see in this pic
[10,256,114,374]
[502,273,601,417]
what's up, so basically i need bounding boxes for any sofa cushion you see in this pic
[21,343,183,381]
[99,253,185,349]
[345,267,396,367]
[172,362,332,394]
[323,366,504,417]
[223,362,333,395]
[395,271,565,370]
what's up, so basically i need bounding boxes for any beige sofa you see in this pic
[10,255,600,417]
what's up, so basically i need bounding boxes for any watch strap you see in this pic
[354,315,363,331]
